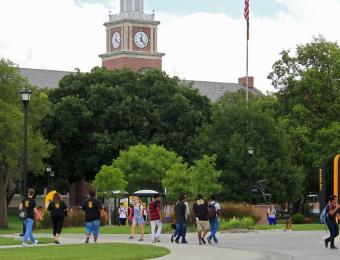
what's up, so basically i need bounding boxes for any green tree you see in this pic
[111,144,183,192]
[189,155,222,199]
[42,68,211,189]
[199,91,303,203]
[0,59,52,228]
[93,166,127,195]
[162,163,192,202]
[162,155,222,202]
[268,36,340,194]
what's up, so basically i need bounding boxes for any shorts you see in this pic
[85,220,100,237]
[133,216,145,225]
[196,220,209,232]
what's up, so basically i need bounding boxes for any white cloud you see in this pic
[0,0,339,92]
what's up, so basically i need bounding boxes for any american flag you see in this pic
[244,0,249,21]
[244,0,250,40]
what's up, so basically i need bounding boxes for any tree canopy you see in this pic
[198,91,303,203]
[111,144,182,192]
[0,59,52,227]
[42,68,211,185]
[268,36,340,193]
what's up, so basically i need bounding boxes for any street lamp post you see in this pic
[20,88,32,196]
[50,170,55,190]
[46,165,51,192]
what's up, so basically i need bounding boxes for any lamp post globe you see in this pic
[20,87,32,196]
[248,146,254,155]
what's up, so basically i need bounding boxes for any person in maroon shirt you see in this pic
[148,195,162,243]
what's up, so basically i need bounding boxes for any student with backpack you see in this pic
[324,195,340,249]
[207,195,221,244]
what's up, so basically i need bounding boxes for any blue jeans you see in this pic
[86,220,100,237]
[268,217,276,225]
[208,218,219,242]
[175,222,187,242]
[23,218,35,243]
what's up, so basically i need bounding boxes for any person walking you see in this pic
[283,202,292,232]
[129,197,145,241]
[193,194,209,245]
[173,194,188,244]
[149,194,162,243]
[47,192,68,244]
[207,195,221,244]
[118,203,127,226]
[82,190,103,244]
[267,204,277,225]
[324,195,340,249]
[164,203,172,223]
[19,188,42,247]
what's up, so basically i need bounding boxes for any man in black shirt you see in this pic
[174,194,188,244]
[193,194,209,245]
[19,188,42,247]
[82,190,103,244]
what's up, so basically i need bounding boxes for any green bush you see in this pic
[220,217,256,230]
[292,213,305,224]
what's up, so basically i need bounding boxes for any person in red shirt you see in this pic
[148,195,162,243]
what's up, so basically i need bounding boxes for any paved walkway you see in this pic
[2,230,338,260]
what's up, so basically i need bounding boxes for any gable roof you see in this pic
[19,68,262,101]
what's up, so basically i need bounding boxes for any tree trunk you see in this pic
[0,171,9,228]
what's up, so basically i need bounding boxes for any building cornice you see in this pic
[99,50,165,60]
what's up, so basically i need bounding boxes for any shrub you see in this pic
[220,217,256,230]
[292,213,305,224]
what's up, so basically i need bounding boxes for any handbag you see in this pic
[19,209,27,220]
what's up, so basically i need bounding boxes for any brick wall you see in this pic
[103,56,162,71]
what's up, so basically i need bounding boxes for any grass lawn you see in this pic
[0,237,54,246]
[255,224,326,231]
[0,243,170,260]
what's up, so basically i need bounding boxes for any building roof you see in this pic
[20,68,72,89]
[19,68,261,101]
[183,80,260,102]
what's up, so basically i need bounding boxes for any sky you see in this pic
[1,0,340,93]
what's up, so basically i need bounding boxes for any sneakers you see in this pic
[32,240,39,246]
[138,238,144,242]
[207,237,212,244]
[171,235,174,243]
[128,236,134,240]
[201,238,206,244]
[54,240,60,244]
[22,242,29,247]
[85,237,90,244]
[156,238,161,243]
[181,240,188,244]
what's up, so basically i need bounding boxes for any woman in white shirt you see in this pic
[267,204,277,225]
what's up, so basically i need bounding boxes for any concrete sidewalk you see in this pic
[0,233,276,260]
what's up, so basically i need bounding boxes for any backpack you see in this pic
[207,203,217,220]
[320,205,329,224]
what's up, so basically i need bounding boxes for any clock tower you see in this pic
[99,0,164,71]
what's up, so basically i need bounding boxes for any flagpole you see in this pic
[246,21,249,107]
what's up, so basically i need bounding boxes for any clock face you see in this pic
[112,32,121,49]
[134,31,149,49]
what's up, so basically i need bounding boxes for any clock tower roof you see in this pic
[107,0,156,24]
